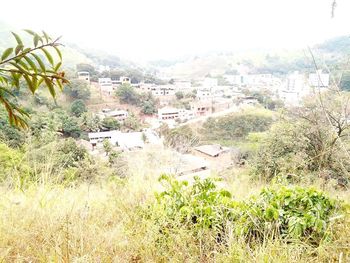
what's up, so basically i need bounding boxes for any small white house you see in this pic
[77,71,90,83]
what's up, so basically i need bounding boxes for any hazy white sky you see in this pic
[1,0,349,61]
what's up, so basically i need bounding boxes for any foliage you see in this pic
[175,91,184,100]
[70,99,87,117]
[0,30,67,127]
[115,83,140,105]
[80,112,101,132]
[237,186,343,245]
[63,79,90,100]
[164,125,199,153]
[123,113,141,131]
[102,117,120,130]
[252,95,350,184]
[143,175,237,251]
[139,92,157,115]
[103,139,112,155]
[0,109,25,147]
[201,111,273,141]
[60,114,82,138]
[0,143,31,183]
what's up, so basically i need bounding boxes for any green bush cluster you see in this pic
[143,176,345,250]
[237,186,342,245]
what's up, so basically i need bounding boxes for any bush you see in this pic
[70,99,87,117]
[237,186,344,245]
[201,111,273,141]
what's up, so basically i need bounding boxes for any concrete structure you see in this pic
[88,130,160,150]
[112,76,131,86]
[190,101,212,116]
[308,70,330,88]
[173,80,192,91]
[196,88,212,101]
[158,107,194,121]
[104,109,128,121]
[152,85,176,96]
[77,71,90,83]
[98,78,114,94]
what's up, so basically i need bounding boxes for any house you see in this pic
[190,101,212,116]
[194,144,229,157]
[158,107,194,121]
[308,70,330,88]
[152,85,176,96]
[77,71,90,83]
[104,109,128,121]
[111,76,131,86]
[88,130,159,150]
[98,78,114,94]
[196,88,212,101]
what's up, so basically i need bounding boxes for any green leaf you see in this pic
[34,34,40,47]
[44,77,56,97]
[11,32,23,45]
[42,31,50,43]
[1,48,13,61]
[23,55,38,73]
[53,45,62,60]
[31,53,46,72]
[24,29,36,36]
[23,74,35,93]
[54,62,62,71]
[15,44,24,55]
[42,48,53,65]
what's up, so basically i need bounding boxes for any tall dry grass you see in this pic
[0,147,349,262]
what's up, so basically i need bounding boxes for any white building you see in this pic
[111,76,131,86]
[88,130,160,150]
[152,85,176,96]
[98,78,114,94]
[104,109,128,121]
[308,70,330,89]
[196,88,212,101]
[174,80,192,91]
[158,107,194,121]
[77,71,90,83]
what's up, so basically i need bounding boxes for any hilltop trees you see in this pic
[0,30,67,128]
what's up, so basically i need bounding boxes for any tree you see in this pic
[70,99,87,117]
[102,117,120,130]
[123,114,141,131]
[0,30,67,128]
[63,79,91,100]
[103,139,112,156]
[175,91,184,100]
[60,115,82,138]
[139,92,157,115]
[115,84,140,105]
[164,125,199,153]
[80,112,101,132]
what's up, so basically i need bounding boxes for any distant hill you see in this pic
[154,36,350,79]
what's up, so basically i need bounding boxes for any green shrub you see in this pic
[236,186,344,245]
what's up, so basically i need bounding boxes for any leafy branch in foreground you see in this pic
[0,30,68,128]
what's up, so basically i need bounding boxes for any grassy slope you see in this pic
[0,147,349,262]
